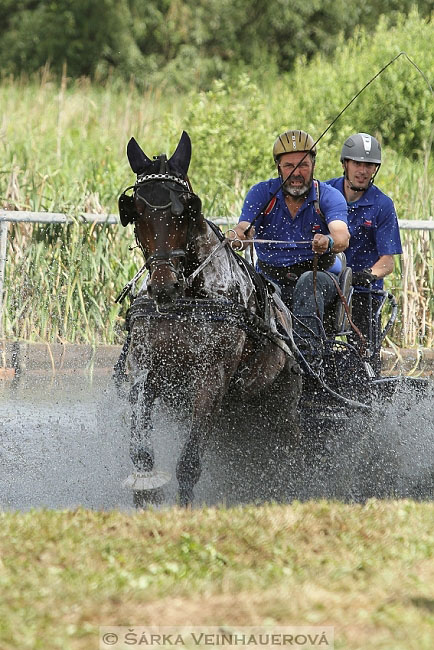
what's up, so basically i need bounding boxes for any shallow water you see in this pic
[0,372,432,510]
[0,375,132,510]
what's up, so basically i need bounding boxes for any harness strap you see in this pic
[135,172,190,188]
[126,297,281,349]
[264,196,277,215]
[185,239,228,288]
[115,263,147,304]
[146,249,185,268]
[263,180,323,220]
[258,255,335,282]
[312,179,323,220]
[313,257,366,352]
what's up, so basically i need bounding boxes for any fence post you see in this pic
[0,220,9,337]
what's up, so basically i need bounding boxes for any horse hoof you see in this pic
[133,489,164,509]
[123,471,171,490]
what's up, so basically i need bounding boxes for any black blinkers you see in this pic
[118,180,202,228]
[185,193,202,220]
[118,191,138,227]
[135,181,186,216]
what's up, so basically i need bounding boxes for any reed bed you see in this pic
[0,74,432,346]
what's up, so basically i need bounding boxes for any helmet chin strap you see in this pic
[344,174,367,193]
[344,161,380,192]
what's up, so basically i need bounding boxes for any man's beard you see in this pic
[283,172,313,197]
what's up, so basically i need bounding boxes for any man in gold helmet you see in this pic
[229,129,349,364]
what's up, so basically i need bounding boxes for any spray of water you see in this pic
[0,373,432,510]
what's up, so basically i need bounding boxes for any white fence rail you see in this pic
[1,210,433,335]
[1,210,433,228]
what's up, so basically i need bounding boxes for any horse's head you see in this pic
[119,131,202,306]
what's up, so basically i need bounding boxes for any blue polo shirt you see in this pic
[238,177,347,267]
[326,177,402,289]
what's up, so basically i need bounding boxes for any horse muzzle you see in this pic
[147,263,185,307]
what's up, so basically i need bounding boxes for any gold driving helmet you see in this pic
[273,130,317,162]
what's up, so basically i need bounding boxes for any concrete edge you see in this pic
[0,341,433,376]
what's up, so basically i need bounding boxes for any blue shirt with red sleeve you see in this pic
[325,176,402,289]
[238,177,347,268]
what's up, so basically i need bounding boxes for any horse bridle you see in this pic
[119,156,201,284]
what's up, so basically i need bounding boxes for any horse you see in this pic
[116,131,302,506]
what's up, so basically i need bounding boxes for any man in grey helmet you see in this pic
[326,132,402,371]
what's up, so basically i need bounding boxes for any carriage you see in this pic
[115,132,428,506]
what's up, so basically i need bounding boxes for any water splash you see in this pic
[0,374,432,510]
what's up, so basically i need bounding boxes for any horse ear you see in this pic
[127,137,152,174]
[169,131,192,176]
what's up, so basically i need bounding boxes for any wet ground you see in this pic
[0,372,433,511]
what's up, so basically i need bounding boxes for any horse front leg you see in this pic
[130,376,156,471]
[127,374,168,507]
[175,332,246,507]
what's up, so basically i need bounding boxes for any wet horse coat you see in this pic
[118,131,302,505]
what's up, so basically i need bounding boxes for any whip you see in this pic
[244,51,433,235]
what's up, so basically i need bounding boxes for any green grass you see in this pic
[0,501,433,649]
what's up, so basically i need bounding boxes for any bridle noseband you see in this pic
[144,250,187,286]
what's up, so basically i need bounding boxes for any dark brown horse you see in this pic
[117,131,302,506]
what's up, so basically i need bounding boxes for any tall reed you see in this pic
[0,73,432,345]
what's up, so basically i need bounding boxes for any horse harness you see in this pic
[117,162,264,321]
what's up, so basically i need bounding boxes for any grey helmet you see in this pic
[340,133,382,164]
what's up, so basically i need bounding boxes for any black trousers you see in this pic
[349,291,383,373]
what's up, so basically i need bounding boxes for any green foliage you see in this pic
[0,1,432,89]
[176,10,433,199]
[288,9,434,159]
[0,0,145,79]
[0,9,432,344]
[6,221,141,344]
[184,76,275,214]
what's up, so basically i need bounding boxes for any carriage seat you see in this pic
[324,253,353,335]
